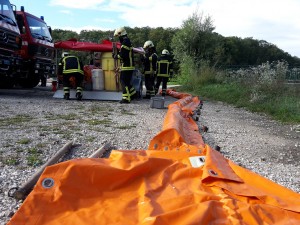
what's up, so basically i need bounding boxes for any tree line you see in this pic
[52,13,300,69]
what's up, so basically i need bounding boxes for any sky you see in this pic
[11,0,300,58]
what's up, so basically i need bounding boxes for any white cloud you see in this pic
[59,10,72,15]
[49,0,105,9]
[119,2,197,28]
[198,0,300,56]
[48,0,300,57]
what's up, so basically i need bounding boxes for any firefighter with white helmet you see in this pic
[154,49,173,97]
[58,52,84,100]
[62,52,70,58]
[141,40,157,99]
[112,27,136,103]
[161,49,170,55]
[113,27,127,37]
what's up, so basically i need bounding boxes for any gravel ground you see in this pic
[0,86,299,225]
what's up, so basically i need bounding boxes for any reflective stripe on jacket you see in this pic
[157,55,173,77]
[60,56,83,75]
[144,52,158,75]
[117,37,135,71]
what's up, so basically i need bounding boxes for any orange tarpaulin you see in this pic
[7,91,300,225]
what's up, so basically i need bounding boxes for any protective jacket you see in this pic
[58,56,83,75]
[143,51,157,75]
[157,54,173,77]
[117,37,135,71]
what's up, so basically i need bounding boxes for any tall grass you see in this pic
[178,58,300,123]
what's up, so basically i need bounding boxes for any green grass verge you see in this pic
[181,83,299,123]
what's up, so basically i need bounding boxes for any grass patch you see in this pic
[185,82,299,123]
[85,136,96,142]
[36,143,47,148]
[92,128,112,133]
[116,125,137,129]
[17,138,31,145]
[0,114,33,126]
[57,113,80,120]
[4,156,20,166]
[27,155,43,166]
[178,60,299,124]
[85,119,112,126]
[3,142,13,148]
[120,108,136,115]
[89,105,113,114]
[26,147,43,166]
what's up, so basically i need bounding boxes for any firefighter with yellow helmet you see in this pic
[58,52,84,100]
[155,49,173,97]
[112,27,136,103]
[141,40,157,99]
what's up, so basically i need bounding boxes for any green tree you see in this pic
[171,11,220,66]
[52,29,79,42]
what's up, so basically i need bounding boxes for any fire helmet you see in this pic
[143,40,154,49]
[114,27,127,37]
[62,52,69,58]
[162,49,170,55]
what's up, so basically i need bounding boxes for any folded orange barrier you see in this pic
[7,90,300,225]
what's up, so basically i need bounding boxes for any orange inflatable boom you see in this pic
[7,90,300,225]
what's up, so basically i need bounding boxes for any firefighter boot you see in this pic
[64,93,70,100]
[119,99,130,104]
[76,92,83,100]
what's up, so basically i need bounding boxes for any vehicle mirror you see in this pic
[48,26,52,35]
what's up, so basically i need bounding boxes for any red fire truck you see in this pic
[15,6,55,88]
[0,0,22,88]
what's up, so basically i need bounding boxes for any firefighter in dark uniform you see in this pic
[113,27,136,104]
[155,49,173,97]
[58,52,84,100]
[142,40,157,99]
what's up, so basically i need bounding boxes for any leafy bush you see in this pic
[178,56,218,91]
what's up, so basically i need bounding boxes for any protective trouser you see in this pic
[120,70,136,103]
[155,76,168,97]
[62,72,84,100]
[144,73,155,98]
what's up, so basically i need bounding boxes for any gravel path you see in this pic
[0,87,299,225]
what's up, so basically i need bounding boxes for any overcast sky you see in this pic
[12,0,300,58]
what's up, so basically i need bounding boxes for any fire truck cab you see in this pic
[15,6,55,88]
[0,0,21,88]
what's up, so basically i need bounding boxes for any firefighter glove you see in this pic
[112,53,118,59]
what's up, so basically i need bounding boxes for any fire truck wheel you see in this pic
[19,77,40,88]
[0,77,14,89]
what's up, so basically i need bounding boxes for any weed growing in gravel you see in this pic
[27,147,39,154]
[92,128,113,133]
[61,133,72,139]
[4,156,19,166]
[3,142,13,148]
[17,138,31,144]
[21,148,39,166]
[85,136,97,142]
[89,105,113,113]
[0,114,33,126]
[116,125,137,129]
[120,108,136,115]
[85,119,112,126]
[57,113,80,120]
[36,143,47,148]
[16,148,24,153]
[26,153,43,167]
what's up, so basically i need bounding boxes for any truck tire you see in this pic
[18,76,40,88]
[0,77,14,89]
